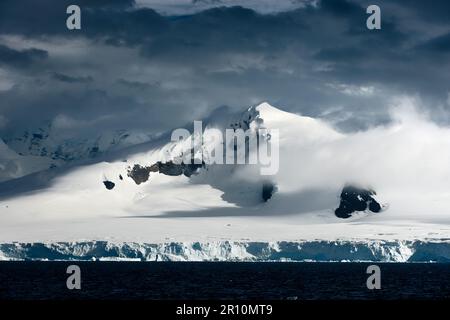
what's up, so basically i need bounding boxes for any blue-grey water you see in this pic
[0,262,448,300]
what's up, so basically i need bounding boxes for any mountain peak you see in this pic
[248,102,308,129]
[254,101,278,112]
[253,102,292,122]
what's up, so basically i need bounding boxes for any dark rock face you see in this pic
[262,182,276,202]
[127,161,204,185]
[181,162,204,177]
[103,180,115,190]
[157,161,184,176]
[127,164,152,185]
[335,186,381,218]
[154,161,204,177]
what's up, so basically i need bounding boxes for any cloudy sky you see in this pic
[0,0,450,140]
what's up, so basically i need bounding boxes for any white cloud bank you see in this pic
[256,97,450,220]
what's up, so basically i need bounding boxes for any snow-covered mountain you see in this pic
[0,138,59,182]
[0,102,449,261]
[0,125,155,182]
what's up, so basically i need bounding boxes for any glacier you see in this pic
[0,240,449,262]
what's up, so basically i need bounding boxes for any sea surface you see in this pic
[0,262,449,300]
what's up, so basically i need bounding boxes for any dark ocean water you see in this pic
[0,262,449,300]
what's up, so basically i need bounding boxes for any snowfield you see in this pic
[0,101,449,261]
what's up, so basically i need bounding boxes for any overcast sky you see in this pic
[0,0,449,139]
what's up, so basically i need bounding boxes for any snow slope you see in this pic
[0,102,449,261]
[0,139,59,182]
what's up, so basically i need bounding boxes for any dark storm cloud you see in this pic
[0,0,136,36]
[0,44,48,68]
[117,79,159,90]
[52,72,93,83]
[390,0,450,23]
[419,32,450,52]
[0,0,168,45]
[0,0,450,140]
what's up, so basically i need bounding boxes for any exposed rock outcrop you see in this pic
[103,180,115,190]
[127,164,153,185]
[335,185,382,218]
[127,161,204,185]
[262,182,276,202]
